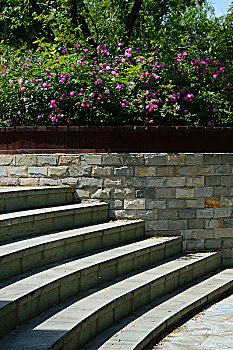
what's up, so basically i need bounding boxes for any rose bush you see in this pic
[0,43,232,126]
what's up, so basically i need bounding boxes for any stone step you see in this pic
[0,219,147,281]
[0,202,109,242]
[85,268,233,350]
[0,236,181,338]
[0,251,221,347]
[0,186,74,212]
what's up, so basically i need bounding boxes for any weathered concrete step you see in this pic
[0,186,74,212]
[0,202,109,242]
[0,219,146,281]
[86,268,233,350]
[0,252,221,348]
[0,236,181,338]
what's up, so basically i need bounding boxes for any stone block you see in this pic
[197,208,214,218]
[184,154,203,165]
[213,187,229,196]
[195,187,213,197]
[75,189,91,199]
[198,165,214,175]
[186,176,204,187]
[144,155,166,165]
[19,178,39,186]
[168,220,187,230]
[58,155,80,166]
[59,178,79,186]
[157,188,176,198]
[195,228,215,239]
[79,177,103,188]
[156,166,175,176]
[182,229,198,239]
[176,188,194,198]
[28,167,48,177]
[205,176,221,186]
[187,219,205,229]
[166,154,185,165]
[83,154,102,165]
[166,177,185,187]
[186,198,205,208]
[7,166,28,177]
[136,167,156,176]
[221,175,233,185]
[92,166,111,176]
[222,248,232,258]
[37,155,58,166]
[179,209,196,218]
[146,220,169,231]
[214,207,231,218]
[113,188,135,199]
[114,210,136,219]
[123,155,145,165]
[205,197,221,208]
[222,238,233,248]
[205,219,222,228]
[146,177,166,187]
[39,178,59,186]
[136,209,158,220]
[167,199,185,208]
[221,154,233,164]
[205,239,221,249]
[91,188,111,199]
[0,177,19,186]
[135,188,156,198]
[175,166,198,176]
[49,166,69,177]
[16,155,36,166]
[113,166,134,176]
[146,199,166,209]
[104,177,125,187]
[69,166,92,177]
[213,165,230,175]
[124,199,145,210]
[157,209,178,219]
[102,154,123,165]
[203,154,222,165]
[222,197,233,207]
[125,177,146,187]
[0,155,15,166]
[110,199,123,209]
[213,228,231,238]
[186,239,205,250]
[0,166,7,177]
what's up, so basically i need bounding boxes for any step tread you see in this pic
[87,269,233,350]
[0,252,221,349]
[0,186,73,197]
[0,237,179,306]
[0,219,145,259]
[0,202,108,222]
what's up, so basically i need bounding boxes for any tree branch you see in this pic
[28,0,55,41]
[123,0,143,46]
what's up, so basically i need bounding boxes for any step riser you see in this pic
[0,206,109,242]
[0,222,146,281]
[50,253,222,349]
[0,191,74,213]
[0,239,182,338]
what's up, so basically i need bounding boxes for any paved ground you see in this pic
[149,293,233,350]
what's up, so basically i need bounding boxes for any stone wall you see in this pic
[0,153,232,266]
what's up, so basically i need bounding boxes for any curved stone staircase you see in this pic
[0,186,232,349]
